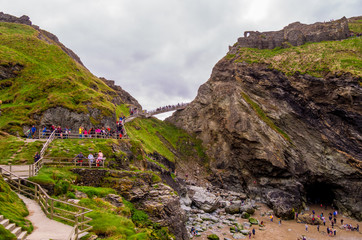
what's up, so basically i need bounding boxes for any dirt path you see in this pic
[196,204,362,240]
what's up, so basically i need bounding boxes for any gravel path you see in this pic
[18,194,73,240]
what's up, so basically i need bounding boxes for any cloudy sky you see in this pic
[1,0,361,113]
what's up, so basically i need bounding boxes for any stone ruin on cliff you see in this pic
[236,17,350,49]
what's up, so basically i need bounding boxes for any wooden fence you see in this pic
[0,166,92,240]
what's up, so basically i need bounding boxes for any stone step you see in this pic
[11,226,22,236]
[0,218,9,227]
[5,222,16,232]
[17,230,27,240]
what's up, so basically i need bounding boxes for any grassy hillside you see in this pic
[127,117,207,164]
[0,176,33,233]
[0,22,129,134]
[227,20,362,78]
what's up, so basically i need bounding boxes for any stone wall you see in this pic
[237,17,349,49]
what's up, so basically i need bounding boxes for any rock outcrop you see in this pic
[235,17,349,49]
[72,168,189,240]
[168,30,362,220]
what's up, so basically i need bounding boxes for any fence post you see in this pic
[75,215,79,236]
[18,178,21,193]
[35,185,38,202]
[50,199,54,219]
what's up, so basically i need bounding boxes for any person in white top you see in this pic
[88,153,94,166]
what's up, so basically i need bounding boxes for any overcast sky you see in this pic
[1,0,361,112]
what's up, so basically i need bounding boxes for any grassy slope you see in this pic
[0,176,33,233]
[0,22,129,134]
[127,117,207,163]
[228,20,362,78]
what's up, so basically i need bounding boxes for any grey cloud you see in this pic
[1,0,361,111]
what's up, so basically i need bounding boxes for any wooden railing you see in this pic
[43,157,106,168]
[39,132,126,140]
[0,166,92,240]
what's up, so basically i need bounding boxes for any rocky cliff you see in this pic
[168,19,362,220]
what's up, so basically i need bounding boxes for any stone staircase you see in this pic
[0,214,27,240]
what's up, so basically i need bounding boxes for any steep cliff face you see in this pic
[168,22,362,220]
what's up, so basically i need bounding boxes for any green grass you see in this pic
[73,186,116,198]
[46,138,118,159]
[127,117,208,163]
[349,18,362,33]
[241,92,291,142]
[234,37,362,77]
[28,166,78,185]
[0,134,25,164]
[0,22,126,134]
[0,176,33,233]
[0,225,16,240]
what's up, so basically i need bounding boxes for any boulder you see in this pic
[240,229,250,235]
[241,212,250,219]
[240,204,255,214]
[233,233,246,239]
[249,218,259,225]
[297,214,323,225]
[225,203,240,214]
[189,186,220,213]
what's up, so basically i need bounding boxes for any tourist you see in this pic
[327,226,330,235]
[317,224,320,232]
[279,218,282,225]
[190,226,195,235]
[305,224,308,232]
[341,219,343,225]
[248,232,251,239]
[357,224,359,232]
[270,215,273,222]
[41,126,47,138]
[76,152,84,166]
[34,152,40,163]
[88,153,94,166]
[79,126,83,138]
[96,150,103,167]
[334,217,336,224]
[28,125,36,139]
[252,228,255,237]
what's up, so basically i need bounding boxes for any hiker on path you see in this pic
[28,125,36,139]
[252,228,255,237]
[305,224,308,232]
[75,152,84,166]
[34,152,40,163]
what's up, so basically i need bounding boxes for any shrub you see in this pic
[207,234,220,240]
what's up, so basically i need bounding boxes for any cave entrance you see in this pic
[305,182,335,205]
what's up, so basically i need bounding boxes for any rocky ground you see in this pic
[181,181,362,240]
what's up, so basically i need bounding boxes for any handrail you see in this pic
[39,132,125,140]
[40,130,56,158]
[0,166,92,240]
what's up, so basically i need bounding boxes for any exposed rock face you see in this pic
[236,17,349,49]
[100,77,142,110]
[72,168,189,240]
[39,106,116,131]
[168,58,362,219]
[188,186,220,213]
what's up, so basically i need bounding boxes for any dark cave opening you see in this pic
[305,182,336,205]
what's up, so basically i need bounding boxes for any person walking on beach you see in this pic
[252,228,255,238]
[305,224,308,232]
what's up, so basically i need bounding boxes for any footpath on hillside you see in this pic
[18,194,73,240]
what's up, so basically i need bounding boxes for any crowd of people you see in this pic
[39,117,126,139]
[301,207,359,238]
[147,103,189,115]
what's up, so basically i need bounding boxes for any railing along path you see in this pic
[0,130,93,240]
